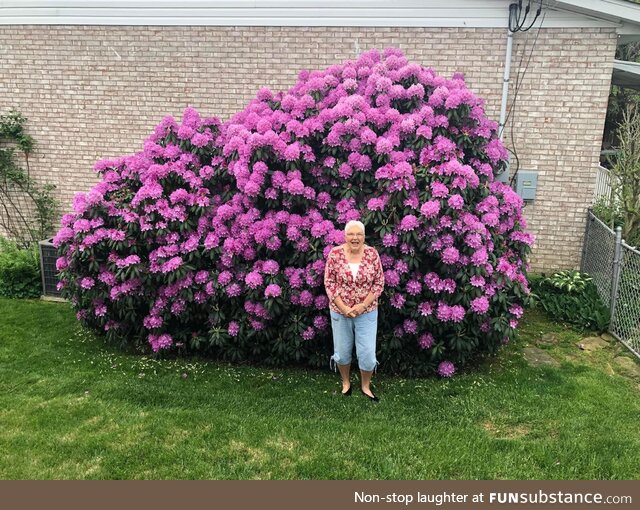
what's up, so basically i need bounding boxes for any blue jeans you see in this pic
[330,309,378,372]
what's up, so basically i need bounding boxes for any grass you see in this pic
[0,297,639,479]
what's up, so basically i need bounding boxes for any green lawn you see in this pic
[0,297,639,479]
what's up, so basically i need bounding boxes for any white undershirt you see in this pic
[348,263,360,279]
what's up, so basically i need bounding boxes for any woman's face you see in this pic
[345,225,365,250]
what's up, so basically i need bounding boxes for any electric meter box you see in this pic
[514,171,538,201]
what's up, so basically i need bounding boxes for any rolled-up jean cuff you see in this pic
[329,355,345,372]
[359,359,378,372]
[330,353,351,369]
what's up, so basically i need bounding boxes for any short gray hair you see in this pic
[344,220,365,236]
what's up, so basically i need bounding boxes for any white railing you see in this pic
[594,164,616,205]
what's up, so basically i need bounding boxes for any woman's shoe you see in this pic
[361,388,379,402]
[341,385,352,396]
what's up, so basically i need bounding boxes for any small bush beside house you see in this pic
[532,271,610,333]
[0,238,41,299]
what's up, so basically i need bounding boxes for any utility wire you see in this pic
[505,5,547,187]
[509,0,543,33]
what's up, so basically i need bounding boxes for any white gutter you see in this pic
[496,13,514,184]
[498,27,513,143]
[0,1,630,27]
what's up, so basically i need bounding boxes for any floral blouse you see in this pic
[324,245,385,315]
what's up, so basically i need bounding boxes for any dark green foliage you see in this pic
[591,197,639,248]
[591,197,624,231]
[533,271,610,333]
[0,238,41,299]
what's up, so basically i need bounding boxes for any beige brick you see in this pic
[0,25,617,271]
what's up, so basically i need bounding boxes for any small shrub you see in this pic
[591,197,623,231]
[533,271,610,333]
[0,237,41,298]
[591,197,640,248]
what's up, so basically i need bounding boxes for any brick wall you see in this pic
[506,28,616,271]
[0,25,616,270]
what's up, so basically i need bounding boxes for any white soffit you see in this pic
[0,0,628,27]
[549,1,640,26]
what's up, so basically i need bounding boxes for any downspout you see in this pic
[497,26,514,184]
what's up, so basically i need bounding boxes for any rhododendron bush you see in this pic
[55,48,533,376]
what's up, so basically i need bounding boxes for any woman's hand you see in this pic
[345,303,366,317]
[343,306,357,318]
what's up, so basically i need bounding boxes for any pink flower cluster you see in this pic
[54,48,533,377]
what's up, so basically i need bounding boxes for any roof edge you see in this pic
[549,0,640,27]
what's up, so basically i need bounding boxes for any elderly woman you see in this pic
[324,220,385,401]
